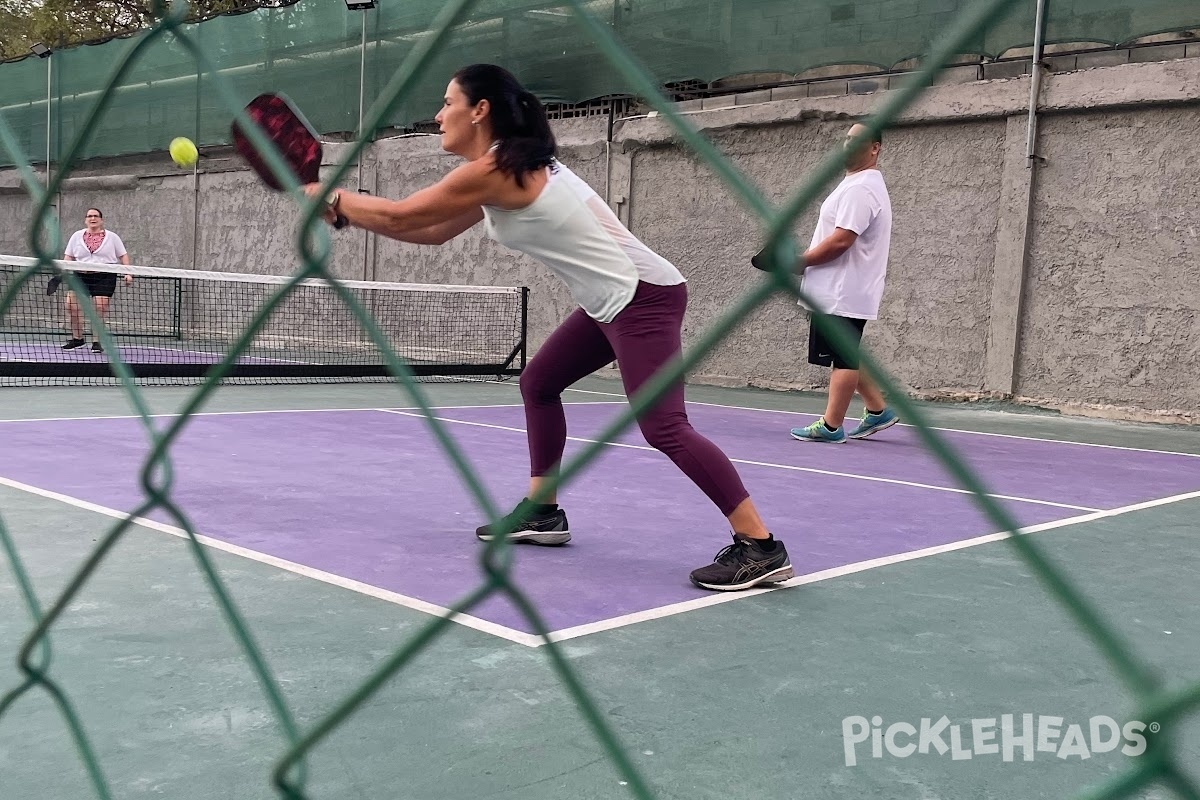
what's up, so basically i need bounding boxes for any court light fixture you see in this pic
[344,0,375,9]
[30,43,52,58]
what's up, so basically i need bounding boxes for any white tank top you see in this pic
[482,160,684,323]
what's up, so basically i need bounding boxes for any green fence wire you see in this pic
[1,0,1198,797]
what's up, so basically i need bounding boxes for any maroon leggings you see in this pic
[520,280,750,516]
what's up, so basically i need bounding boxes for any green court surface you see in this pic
[1,376,1198,799]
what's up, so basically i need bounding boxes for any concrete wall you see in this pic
[2,55,1198,422]
[1019,106,1200,413]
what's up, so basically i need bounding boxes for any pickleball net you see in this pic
[0,255,528,386]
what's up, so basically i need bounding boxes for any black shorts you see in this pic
[808,314,868,369]
[76,271,119,298]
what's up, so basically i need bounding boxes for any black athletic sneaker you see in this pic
[91,341,103,353]
[62,338,86,350]
[475,500,570,545]
[689,534,794,591]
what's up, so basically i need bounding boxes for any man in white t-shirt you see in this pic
[789,123,899,443]
[56,207,133,353]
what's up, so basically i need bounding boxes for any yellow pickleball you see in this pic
[169,136,198,168]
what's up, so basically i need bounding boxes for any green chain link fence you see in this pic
[2,0,1198,797]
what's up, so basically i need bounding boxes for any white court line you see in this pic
[3,475,1194,649]
[0,401,625,425]
[376,409,1099,512]
[540,489,1200,645]
[0,475,543,648]
[555,386,1200,460]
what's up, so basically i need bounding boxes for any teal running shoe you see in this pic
[790,419,847,443]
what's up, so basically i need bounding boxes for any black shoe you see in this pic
[61,338,86,350]
[475,499,570,545]
[91,341,103,353]
[689,534,794,591]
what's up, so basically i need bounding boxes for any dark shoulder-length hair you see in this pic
[452,63,556,187]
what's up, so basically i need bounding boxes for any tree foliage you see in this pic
[0,0,297,60]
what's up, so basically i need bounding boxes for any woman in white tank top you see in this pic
[306,64,792,592]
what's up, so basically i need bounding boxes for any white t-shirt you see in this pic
[799,169,892,320]
[64,229,128,267]
[482,160,684,323]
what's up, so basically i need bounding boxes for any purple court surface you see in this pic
[2,402,1198,637]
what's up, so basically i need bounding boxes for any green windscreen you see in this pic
[0,0,1198,166]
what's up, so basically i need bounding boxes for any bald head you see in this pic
[843,123,882,173]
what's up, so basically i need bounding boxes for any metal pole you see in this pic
[192,60,202,273]
[46,52,58,250]
[1008,0,1050,396]
[358,9,370,281]
[1025,0,1048,164]
[45,54,52,179]
[358,11,367,192]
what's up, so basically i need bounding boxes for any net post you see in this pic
[519,286,529,371]
[173,276,182,340]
